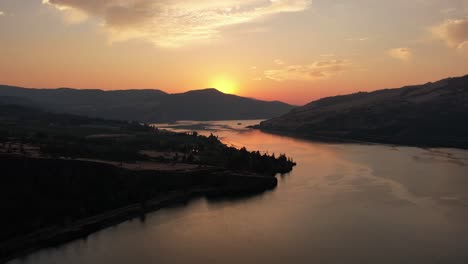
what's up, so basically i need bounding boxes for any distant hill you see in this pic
[0,86,294,122]
[257,75,468,148]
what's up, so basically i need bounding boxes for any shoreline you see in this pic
[1,187,268,263]
[251,126,468,150]
[0,156,278,263]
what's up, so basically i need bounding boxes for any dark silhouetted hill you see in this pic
[0,86,294,122]
[257,75,468,148]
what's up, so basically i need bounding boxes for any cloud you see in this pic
[42,0,312,47]
[264,59,352,82]
[0,11,4,16]
[458,41,468,56]
[440,8,457,14]
[388,47,412,61]
[431,18,468,55]
[274,59,284,65]
[346,37,369,41]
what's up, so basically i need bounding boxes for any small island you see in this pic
[0,104,295,262]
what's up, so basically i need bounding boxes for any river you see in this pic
[9,120,468,264]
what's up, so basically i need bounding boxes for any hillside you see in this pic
[0,103,296,261]
[257,75,468,148]
[0,86,294,122]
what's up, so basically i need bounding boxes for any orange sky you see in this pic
[0,0,467,105]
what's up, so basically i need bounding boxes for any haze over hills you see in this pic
[0,86,294,122]
[257,75,468,148]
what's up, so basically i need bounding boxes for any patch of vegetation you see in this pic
[0,104,296,260]
[0,104,295,175]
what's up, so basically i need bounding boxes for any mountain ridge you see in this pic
[0,85,295,122]
[257,74,468,149]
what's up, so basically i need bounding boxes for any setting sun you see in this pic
[210,77,238,94]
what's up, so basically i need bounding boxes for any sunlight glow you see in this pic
[211,77,238,94]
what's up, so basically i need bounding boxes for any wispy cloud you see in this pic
[264,60,352,82]
[274,59,284,65]
[0,11,5,16]
[440,8,457,14]
[320,53,336,57]
[458,41,468,56]
[431,18,468,56]
[388,47,412,61]
[346,37,369,41]
[43,0,312,47]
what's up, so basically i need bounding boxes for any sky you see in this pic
[0,0,467,105]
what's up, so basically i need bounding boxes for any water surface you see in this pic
[10,120,468,264]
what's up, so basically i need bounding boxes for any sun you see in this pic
[210,76,238,94]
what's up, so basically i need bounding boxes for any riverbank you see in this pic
[0,107,295,263]
[250,126,468,150]
[0,154,277,263]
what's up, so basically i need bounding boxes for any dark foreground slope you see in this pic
[258,75,468,148]
[0,105,295,262]
[0,155,277,262]
[0,86,294,122]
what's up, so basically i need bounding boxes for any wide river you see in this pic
[9,120,468,264]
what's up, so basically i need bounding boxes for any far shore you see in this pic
[250,126,468,150]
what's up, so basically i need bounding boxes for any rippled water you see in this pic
[10,120,468,264]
